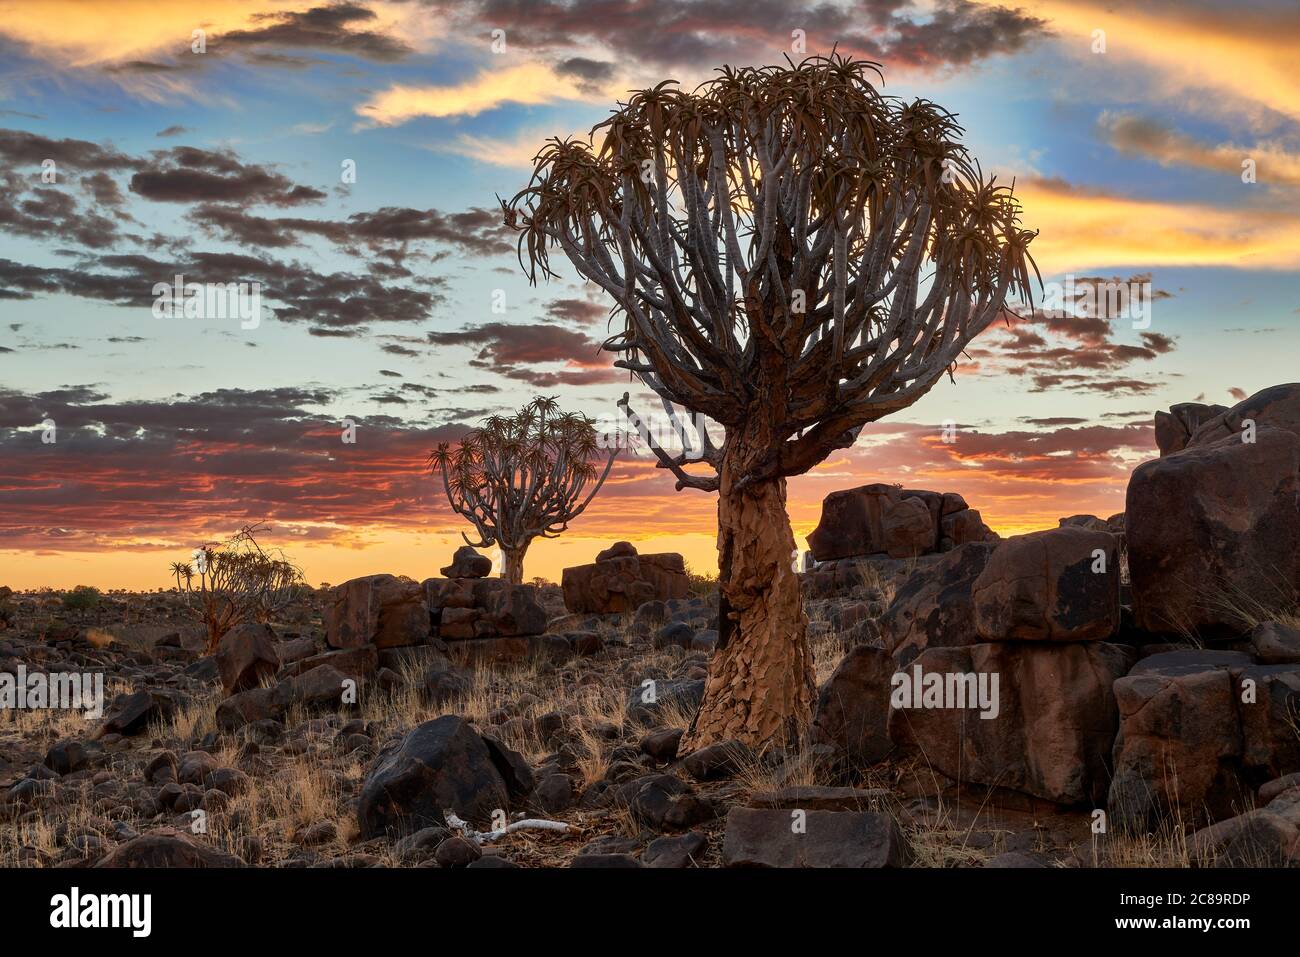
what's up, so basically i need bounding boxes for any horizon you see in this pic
[3,0,1299,589]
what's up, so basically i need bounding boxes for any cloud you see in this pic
[434,127,591,168]
[214,2,414,62]
[426,321,623,387]
[129,145,328,205]
[1018,176,1300,272]
[1029,0,1300,125]
[0,182,125,249]
[1098,111,1300,187]
[0,251,446,334]
[0,128,140,171]
[189,203,512,257]
[435,0,1045,74]
[358,61,593,124]
[0,0,419,69]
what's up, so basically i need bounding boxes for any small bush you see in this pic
[61,585,102,612]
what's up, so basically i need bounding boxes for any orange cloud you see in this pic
[1027,0,1300,124]
[358,62,602,125]
[1018,177,1300,273]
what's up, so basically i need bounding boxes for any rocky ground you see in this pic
[0,572,1135,869]
[2,554,1293,869]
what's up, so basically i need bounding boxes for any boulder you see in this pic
[880,542,996,667]
[1186,383,1300,449]
[44,740,89,776]
[440,545,492,579]
[888,642,1134,805]
[721,808,909,867]
[97,690,179,738]
[1108,651,1251,832]
[325,575,430,649]
[279,644,378,681]
[95,828,245,868]
[274,664,349,712]
[972,526,1120,642]
[1126,427,1300,637]
[642,831,708,868]
[1058,514,1110,533]
[613,773,713,832]
[810,645,894,765]
[215,687,279,731]
[748,785,892,812]
[214,622,278,695]
[1188,809,1300,867]
[561,544,688,614]
[682,739,753,781]
[1154,401,1228,456]
[807,483,995,561]
[357,715,509,836]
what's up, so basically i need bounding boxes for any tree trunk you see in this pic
[680,448,815,753]
[501,546,526,586]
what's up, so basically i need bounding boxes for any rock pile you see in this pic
[810,383,1300,851]
[325,552,548,655]
[561,542,689,614]
[807,484,997,562]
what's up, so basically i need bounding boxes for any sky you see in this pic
[1,0,1298,589]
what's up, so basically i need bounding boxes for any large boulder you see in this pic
[972,526,1120,642]
[214,622,278,695]
[1108,650,1300,832]
[880,542,996,667]
[562,543,688,614]
[810,645,894,765]
[721,808,909,867]
[325,575,430,649]
[1154,401,1228,456]
[357,715,510,837]
[1126,427,1300,637]
[1108,651,1251,832]
[1186,382,1300,449]
[888,642,1134,805]
[807,484,995,562]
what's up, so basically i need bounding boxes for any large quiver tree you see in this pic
[429,397,616,584]
[503,55,1038,751]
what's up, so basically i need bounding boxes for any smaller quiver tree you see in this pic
[429,397,616,584]
[170,523,304,652]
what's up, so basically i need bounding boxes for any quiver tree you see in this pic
[503,55,1038,752]
[429,396,617,585]
[170,523,304,652]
